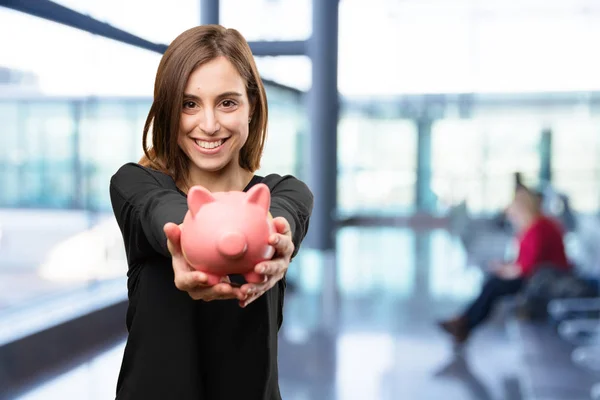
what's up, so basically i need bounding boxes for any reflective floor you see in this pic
[0,212,126,313]
[16,228,527,400]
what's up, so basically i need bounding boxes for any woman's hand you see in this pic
[164,223,243,302]
[492,263,522,280]
[488,260,504,271]
[238,217,295,308]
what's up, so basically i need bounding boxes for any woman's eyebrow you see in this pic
[217,91,244,98]
[183,91,244,100]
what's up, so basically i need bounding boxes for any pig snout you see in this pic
[217,232,247,259]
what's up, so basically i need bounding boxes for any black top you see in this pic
[109,162,313,400]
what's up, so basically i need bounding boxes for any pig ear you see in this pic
[246,183,270,213]
[187,185,215,217]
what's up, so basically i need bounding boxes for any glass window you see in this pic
[21,102,76,208]
[255,56,311,92]
[0,7,161,97]
[0,102,21,207]
[337,2,600,96]
[431,119,485,212]
[0,9,162,321]
[0,101,77,209]
[551,117,600,212]
[338,114,417,216]
[259,105,302,178]
[477,115,542,211]
[472,11,600,93]
[339,2,472,96]
[221,0,311,41]
[431,116,541,215]
[80,100,151,211]
[53,0,200,44]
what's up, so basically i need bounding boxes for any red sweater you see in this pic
[516,216,570,278]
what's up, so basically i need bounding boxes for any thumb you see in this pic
[164,222,182,255]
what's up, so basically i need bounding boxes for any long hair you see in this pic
[139,25,268,187]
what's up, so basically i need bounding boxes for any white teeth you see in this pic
[195,139,224,149]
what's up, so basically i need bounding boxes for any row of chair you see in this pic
[448,182,600,399]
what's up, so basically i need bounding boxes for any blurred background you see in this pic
[1,0,600,399]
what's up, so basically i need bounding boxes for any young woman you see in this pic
[109,25,313,399]
[438,187,569,345]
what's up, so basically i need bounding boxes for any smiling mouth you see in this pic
[194,138,229,150]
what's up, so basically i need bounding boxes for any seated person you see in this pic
[438,186,570,344]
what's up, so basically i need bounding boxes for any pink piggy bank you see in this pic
[180,183,275,286]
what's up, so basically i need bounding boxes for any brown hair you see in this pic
[139,25,268,186]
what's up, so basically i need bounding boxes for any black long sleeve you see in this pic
[109,163,314,264]
[109,162,313,400]
[263,174,313,258]
[109,162,188,260]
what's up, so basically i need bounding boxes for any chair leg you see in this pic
[558,319,600,345]
[591,382,600,400]
[572,345,600,372]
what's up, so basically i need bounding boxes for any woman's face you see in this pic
[506,191,536,229]
[506,199,524,228]
[178,56,251,175]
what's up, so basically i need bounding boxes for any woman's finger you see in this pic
[272,217,291,237]
[171,253,193,276]
[255,259,286,277]
[231,287,249,301]
[268,234,295,258]
[164,223,182,255]
[188,284,237,301]
[214,282,233,295]
[175,269,209,291]
[240,276,276,297]
[241,290,264,308]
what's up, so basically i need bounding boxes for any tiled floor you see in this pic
[13,228,527,400]
[15,343,126,400]
[0,211,126,312]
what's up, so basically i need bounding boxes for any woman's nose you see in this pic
[198,109,220,135]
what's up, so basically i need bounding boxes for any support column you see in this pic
[414,233,431,302]
[306,0,339,251]
[72,100,83,209]
[200,0,219,25]
[305,0,340,334]
[416,117,433,213]
[539,127,552,185]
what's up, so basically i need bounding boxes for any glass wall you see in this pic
[341,93,600,218]
[53,0,201,44]
[337,1,600,96]
[0,7,161,97]
[0,6,160,321]
[337,113,418,217]
[0,6,305,323]
[0,92,303,212]
[431,116,542,214]
[256,85,306,178]
[0,99,148,210]
[551,116,600,213]
[221,0,311,41]
[3,0,600,335]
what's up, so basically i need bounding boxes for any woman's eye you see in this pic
[221,100,237,108]
[183,101,196,109]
